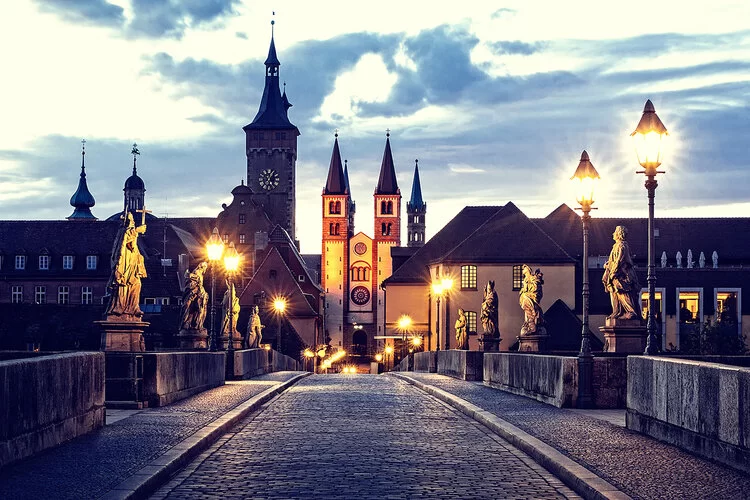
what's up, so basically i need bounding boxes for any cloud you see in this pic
[491,8,516,19]
[489,40,547,56]
[449,164,485,174]
[33,0,124,27]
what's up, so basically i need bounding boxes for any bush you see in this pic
[681,320,747,355]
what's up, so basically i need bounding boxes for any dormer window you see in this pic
[63,255,74,270]
[39,255,49,270]
[86,255,97,270]
[15,255,26,270]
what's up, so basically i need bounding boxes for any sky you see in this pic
[1,0,749,253]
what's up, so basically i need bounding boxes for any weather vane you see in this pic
[386,128,390,137]
[334,128,339,138]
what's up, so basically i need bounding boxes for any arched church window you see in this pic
[335,223,340,235]
[381,223,387,235]
[335,201,341,214]
[329,223,335,235]
[387,223,392,236]
[387,201,393,214]
[329,201,335,213]
[381,201,387,214]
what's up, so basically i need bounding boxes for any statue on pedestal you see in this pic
[519,265,545,335]
[455,308,468,350]
[481,280,499,337]
[245,305,264,349]
[602,225,641,321]
[179,262,208,332]
[105,211,147,322]
[221,279,241,347]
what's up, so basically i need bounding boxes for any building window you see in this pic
[39,255,49,270]
[11,286,23,303]
[270,269,277,280]
[15,255,26,270]
[460,265,477,290]
[677,288,702,350]
[641,288,666,350]
[35,286,46,304]
[87,255,97,270]
[58,286,69,305]
[239,233,246,244]
[466,311,477,334]
[82,286,93,305]
[716,288,741,335]
[63,255,74,269]
[512,265,523,291]
[239,214,246,224]
[223,233,230,243]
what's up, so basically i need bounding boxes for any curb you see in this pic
[391,373,631,500]
[101,372,311,500]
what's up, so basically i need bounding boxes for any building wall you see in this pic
[384,283,430,346]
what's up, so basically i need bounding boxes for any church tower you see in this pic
[124,143,145,213]
[244,20,300,241]
[321,133,351,347]
[68,140,97,220]
[373,132,401,342]
[406,159,426,247]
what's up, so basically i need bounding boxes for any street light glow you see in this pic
[384,345,394,355]
[303,348,314,358]
[397,315,412,330]
[571,150,600,208]
[632,99,668,173]
[412,336,422,347]
[223,242,240,272]
[375,353,383,362]
[274,297,287,313]
[206,227,225,262]
[441,278,453,291]
[431,282,443,295]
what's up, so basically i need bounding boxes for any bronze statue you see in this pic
[602,225,642,320]
[245,305,264,348]
[105,212,147,321]
[179,262,208,332]
[221,279,241,343]
[519,265,544,334]
[481,280,499,337]
[455,308,468,350]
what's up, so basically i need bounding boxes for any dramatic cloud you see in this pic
[33,0,124,26]
[489,40,547,56]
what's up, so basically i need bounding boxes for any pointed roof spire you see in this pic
[281,81,292,111]
[408,158,425,210]
[344,159,351,194]
[68,139,97,220]
[324,131,347,195]
[375,129,399,194]
[125,143,145,190]
[265,15,280,66]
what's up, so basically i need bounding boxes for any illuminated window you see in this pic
[460,265,477,290]
[239,214,246,224]
[239,233,246,244]
[716,289,741,335]
[512,265,522,291]
[465,311,477,334]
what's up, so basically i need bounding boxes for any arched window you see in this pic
[387,201,393,214]
[386,223,392,236]
[335,201,341,214]
[335,223,340,235]
[329,223,335,235]
[381,223,387,235]
[381,201,387,214]
[350,261,371,282]
[329,201,335,213]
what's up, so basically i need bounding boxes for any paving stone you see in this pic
[153,375,579,499]
[0,372,301,500]
[403,372,750,500]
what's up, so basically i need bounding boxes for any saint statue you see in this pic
[676,251,683,268]
[179,262,208,332]
[245,305,264,349]
[481,280,499,337]
[602,225,642,321]
[699,251,706,269]
[687,249,694,269]
[455,308,468,350]
[221,279,241,345]
[519,265,545,334]
[660,251,667,268]
[105,211,147,321]
[712,251,718,268]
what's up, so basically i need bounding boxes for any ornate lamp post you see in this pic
[303,348,315,372]
[571,150,600,408]
[397,315,413,362]
[441,278,454,350]
[206,227,225,352]
[223,242,240,376]
[632,100,668,355]
[431,282,443,351]
[384,345,394,371]
[273,297,287,354]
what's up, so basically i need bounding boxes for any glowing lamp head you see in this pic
[397,315,413,330]
[206,227,225,262]
[441,278,453,291]
[411,336,422,347]
[570,150,600,209]
[385,345,394,355]
[303,348,314,358]
[223,242,240,272]
[375,353,383,362]
[432,282,444,295]
[273,298,286,313]
[631,99,668,173]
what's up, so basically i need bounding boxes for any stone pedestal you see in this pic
[96,320,148,352]
[177,328,209,350]
[478,333,501,352]
[221,331,243,350]
[599,318,646,353]
[517,327,548,352]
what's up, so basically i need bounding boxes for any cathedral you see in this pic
[321,132,426,356]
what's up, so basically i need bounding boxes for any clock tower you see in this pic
[243,21,300,241]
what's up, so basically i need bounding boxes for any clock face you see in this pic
[259,169,280,190]
[351,286,371,306]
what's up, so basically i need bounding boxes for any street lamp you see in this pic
[441,278,454,350]
[384,345,394,371]
[431,282,444,351]
[571,150,600,409]
[206,227,225,351]
[397,315,412,362]
[303,348,314,372]
[273,296,287,354]
[223,242,240,376]
[632,99,668,355]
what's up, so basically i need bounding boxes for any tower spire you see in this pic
[375,130,399,194]
[324,131,347,195]
[407,158,426,247]
[68,139,97,220]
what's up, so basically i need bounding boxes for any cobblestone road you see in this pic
[403,373,750,500]
[0,372,298,500]
[152,374,579,499]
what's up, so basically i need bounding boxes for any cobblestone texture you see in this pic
[153,374,579,500]
[403,373,750,500]
[0,372,300,500]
